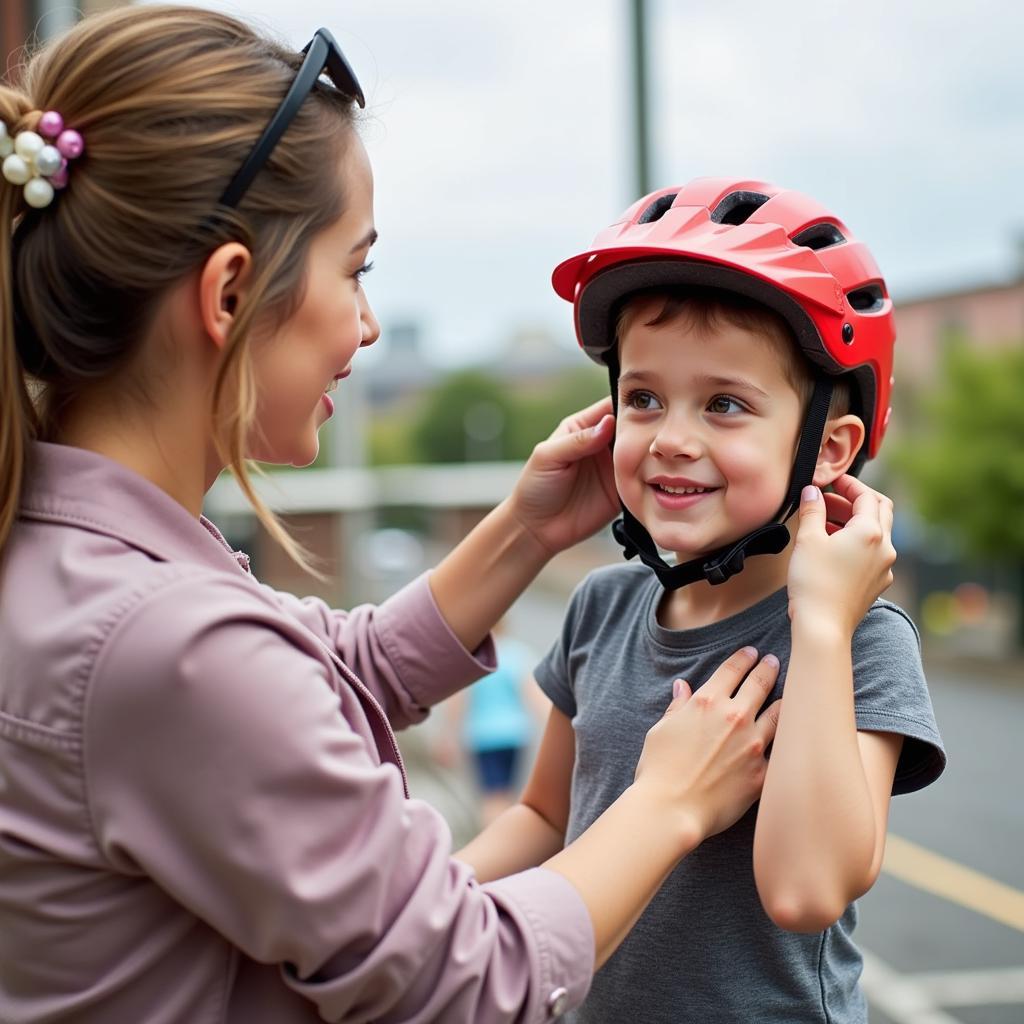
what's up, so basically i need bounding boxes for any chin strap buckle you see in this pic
[700,523,791,586]
[703,548,745,585]
[611,518,638,560]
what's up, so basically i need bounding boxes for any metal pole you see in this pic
[630,0,652,197]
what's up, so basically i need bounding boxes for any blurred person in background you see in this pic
[434,619,549,825]
[0,7,803,1022]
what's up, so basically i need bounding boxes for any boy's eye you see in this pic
[623,389,662,412]
[707,395,745,415]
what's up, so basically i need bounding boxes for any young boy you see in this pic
[455,179,946,1023]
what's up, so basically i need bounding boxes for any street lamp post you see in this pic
[629,0,652,198]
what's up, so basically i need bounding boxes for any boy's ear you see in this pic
[812,414,865,487]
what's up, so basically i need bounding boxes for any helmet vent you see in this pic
[710,190,770,225]
[847,284,886,312]
[792,222,846,251]
[638,193,679,224]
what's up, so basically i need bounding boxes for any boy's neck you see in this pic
[657,524,796,631]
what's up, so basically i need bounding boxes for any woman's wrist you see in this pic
[621,781,704,864]
[428,499,552,652]
[493,496,557,570]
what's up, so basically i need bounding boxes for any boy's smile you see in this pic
[614,299,804,562]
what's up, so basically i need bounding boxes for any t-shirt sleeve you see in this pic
[851,600,947,795]
[533,581,587,720]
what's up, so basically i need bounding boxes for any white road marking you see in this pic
[861,949,1024,1023]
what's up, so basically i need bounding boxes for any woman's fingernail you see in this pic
[742,646,758,659]
[672,678,682,699]
[802,485,820,502]
[763,654,779,669]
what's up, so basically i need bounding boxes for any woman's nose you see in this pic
[360,294,380,348]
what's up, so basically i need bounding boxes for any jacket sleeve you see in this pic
[83,574,592,1023]
[263,572,497,730]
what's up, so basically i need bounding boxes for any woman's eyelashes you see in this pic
[353,259,374,282]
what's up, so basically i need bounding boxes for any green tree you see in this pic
[410,370,517,463]
[894,340,1024,638]
[507,366,608,459]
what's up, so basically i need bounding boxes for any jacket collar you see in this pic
[20,441,251,576]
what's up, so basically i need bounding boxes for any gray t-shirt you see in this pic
[535,562,946,1024]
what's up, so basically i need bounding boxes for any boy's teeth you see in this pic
[658,484,708,495]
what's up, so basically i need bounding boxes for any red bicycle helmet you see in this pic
[552,177,895,463]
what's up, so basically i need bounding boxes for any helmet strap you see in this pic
[607,360,834,590]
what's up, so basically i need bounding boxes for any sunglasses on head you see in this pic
[219,28,364,209]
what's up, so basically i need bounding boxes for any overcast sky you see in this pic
[157,0,1024,366]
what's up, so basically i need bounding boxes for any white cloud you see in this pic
[147,0,1024,362]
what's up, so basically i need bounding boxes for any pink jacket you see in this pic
[0,442,593,1023]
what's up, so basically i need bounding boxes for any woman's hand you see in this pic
[633,647,781,848]
[787,475,896,637]
[544,647,780,969]
[505,397,618,556]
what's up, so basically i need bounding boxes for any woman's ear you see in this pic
[813,414,866,487]
[197,243,253,350]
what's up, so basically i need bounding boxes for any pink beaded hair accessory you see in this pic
[0,110,84,209]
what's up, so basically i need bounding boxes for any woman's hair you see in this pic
[0,4,359,569]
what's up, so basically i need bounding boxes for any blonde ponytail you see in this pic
[0,92,41,555]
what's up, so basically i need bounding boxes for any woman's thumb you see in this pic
[539,413,613,466]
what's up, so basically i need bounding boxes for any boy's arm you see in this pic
[754,476,903,933]
[752,619,903,933]
[453,699,574,883]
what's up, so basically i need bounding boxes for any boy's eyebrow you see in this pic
[696,374,771,399]
[618,369,771,399]
[617,369,655,387]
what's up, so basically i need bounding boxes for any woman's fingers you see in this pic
[666,678,692,711]
[755,699,782,747]
[731,653,780,716]
[702,645,761,698]
[552,396,614,438]
[534,413,614,468]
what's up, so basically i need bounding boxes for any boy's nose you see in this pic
[649,415,703,459]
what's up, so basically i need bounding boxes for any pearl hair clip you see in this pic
[1,110,84,209]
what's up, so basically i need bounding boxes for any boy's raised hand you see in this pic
[787,475,896,636]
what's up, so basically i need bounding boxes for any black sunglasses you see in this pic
[219,28,364,209]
